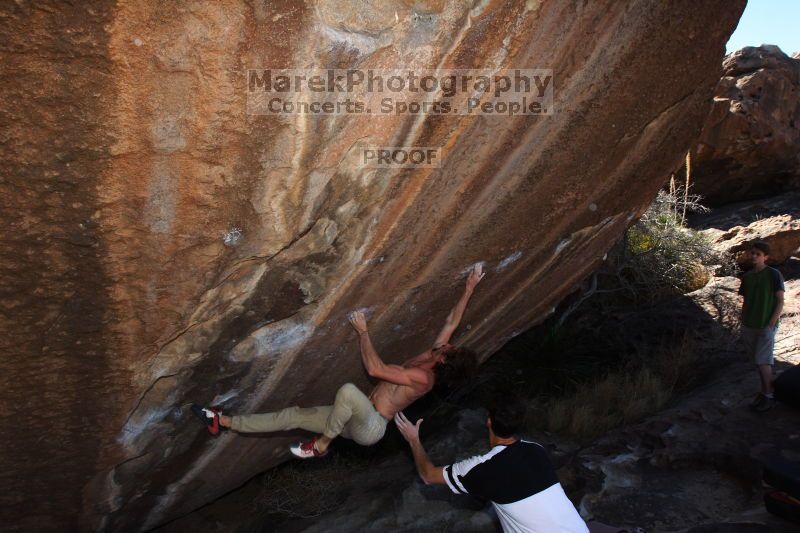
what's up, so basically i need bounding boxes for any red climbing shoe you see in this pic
[289,436,328,459]
[191,404,222,436]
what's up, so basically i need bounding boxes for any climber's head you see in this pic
[433,345,478,391]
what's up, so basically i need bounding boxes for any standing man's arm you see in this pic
[394,412,446,485]
[434,264,485,347]
[768,269,786,329]
[768,291,784,329]
[738,277,748,323]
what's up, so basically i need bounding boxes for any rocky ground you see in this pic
[155,195,800,533]
[573,277,800,532]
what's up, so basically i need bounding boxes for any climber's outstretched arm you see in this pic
[434,263,485,347]
[348,311,431,387]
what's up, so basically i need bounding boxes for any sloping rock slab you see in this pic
[0,1,744,530]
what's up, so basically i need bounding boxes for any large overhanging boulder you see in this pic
[690,45,800,206]
[0,1,744,531]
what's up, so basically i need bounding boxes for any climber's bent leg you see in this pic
[316,383,388,452]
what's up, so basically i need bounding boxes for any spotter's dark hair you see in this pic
[487,396,527,438]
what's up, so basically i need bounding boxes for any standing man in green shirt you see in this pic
[738,240,785,412]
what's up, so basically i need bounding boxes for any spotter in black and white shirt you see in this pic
[443,440,588,533]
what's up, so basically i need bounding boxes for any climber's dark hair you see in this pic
[433,346,478,392]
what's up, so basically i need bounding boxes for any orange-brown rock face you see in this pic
[691,46,800,206]
[0,1,744,531]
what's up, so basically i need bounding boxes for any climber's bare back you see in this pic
[352,263,486,420]
[368,350,435,419]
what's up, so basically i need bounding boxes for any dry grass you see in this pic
[257,454,358,520]
[539,332,701,441]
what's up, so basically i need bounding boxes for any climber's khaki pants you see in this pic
[230,383,388,446]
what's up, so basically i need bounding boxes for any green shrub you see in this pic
[606,189,727,303]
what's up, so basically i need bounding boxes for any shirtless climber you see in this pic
[192,264,485,458]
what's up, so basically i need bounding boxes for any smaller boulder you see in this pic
[692,192,800,265]
[702,214,800,265]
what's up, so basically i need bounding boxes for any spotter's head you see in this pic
[487,396,526,439]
